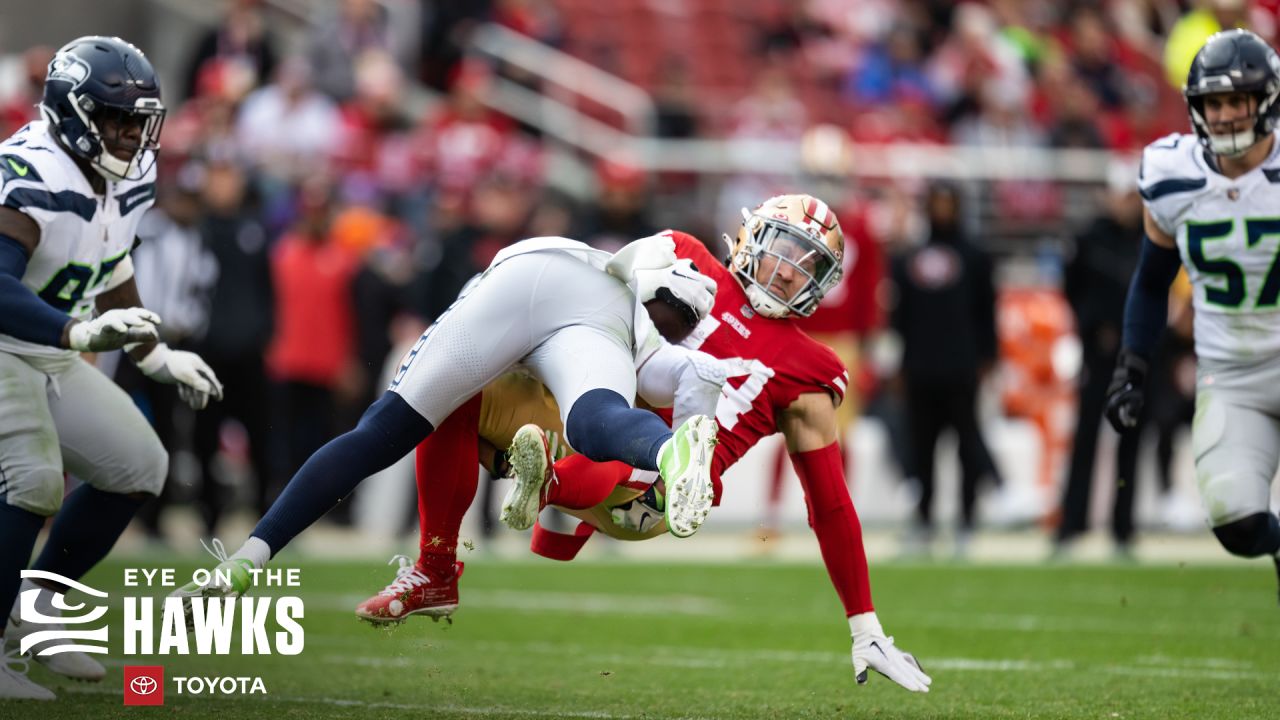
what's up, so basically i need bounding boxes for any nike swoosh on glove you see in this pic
[852,634,932,693]
[67,308,160,352]
[634,259,718,325]
[136,344,225,410]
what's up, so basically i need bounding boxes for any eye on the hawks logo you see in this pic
[16,570,110,657]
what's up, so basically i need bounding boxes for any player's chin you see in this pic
[644,299,697,344]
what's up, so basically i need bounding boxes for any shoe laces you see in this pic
[379,555,431,596]
[2,642,31,676]
[201,537,231,563]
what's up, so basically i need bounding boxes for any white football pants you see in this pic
[389,250,639,429]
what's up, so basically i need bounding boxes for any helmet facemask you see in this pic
[74,98,165,181]
[1187,88,1276,158]
[727,209,843,318]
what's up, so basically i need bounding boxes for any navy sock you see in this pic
[31,486,146,587]
[564,388,673,471]
[253,392,434,554]
[0,502,44,623]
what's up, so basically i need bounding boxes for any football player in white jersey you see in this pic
[171,234,724,614]
[1107,29,1280,598]
[0,37,222,701]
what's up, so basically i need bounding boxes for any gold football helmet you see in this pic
[724,194,845,318]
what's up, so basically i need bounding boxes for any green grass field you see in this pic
[18,557,1280,720]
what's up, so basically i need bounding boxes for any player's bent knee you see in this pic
[1211,512,1280,557]
[1198,468,1270,528]
[4,466,67,516]
[117,440,169,497]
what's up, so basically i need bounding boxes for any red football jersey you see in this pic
[667,230,848,486]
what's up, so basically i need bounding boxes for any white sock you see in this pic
[230,537,272,569]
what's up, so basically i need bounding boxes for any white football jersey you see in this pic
[1140,131,1280,362]
[0,121,155,371]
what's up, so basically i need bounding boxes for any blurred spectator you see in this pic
[1164,0,1250,88]
[191,160,275,525]
[333,50,425,219]
[717,65,808,228]
[579,159,656,252]
[0,46,52,139]
[845,23,935,109]
[1110,0,1184,62]
[525,189,579,239]
[653,56,700,140]
[309,0,421,101]
[1065,5,1130,111]
[414,170,531,323]
[928,2,1031,127]
[184,0,277,101]
[493,0,565,47]
[1055,160,1147,557]
[266,178,362,503]
[419,0,495,90]
[235,56,342,187]
[418,63,516,200]
[1041,60,1110,150]
[890,182,1000,555]
[126,168,219,540]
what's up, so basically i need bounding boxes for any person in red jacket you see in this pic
[356,195,931,694]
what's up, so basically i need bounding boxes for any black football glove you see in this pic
[1104,349,1148,433]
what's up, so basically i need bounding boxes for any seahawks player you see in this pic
[1107,29,1280,598]
[0,37,222,701]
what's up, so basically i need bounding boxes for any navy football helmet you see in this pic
[1185,29,1280,157]
[40,36,165,181]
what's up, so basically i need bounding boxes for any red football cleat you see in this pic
[354,555,464,625]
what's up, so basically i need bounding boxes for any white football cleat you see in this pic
[0,640,55,701]
[501,424,555,531]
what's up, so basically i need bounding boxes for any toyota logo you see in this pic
[130,676,158,695]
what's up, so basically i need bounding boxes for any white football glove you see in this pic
[136,343,224,410]
[851,613,931,693]
[634,259,718,326]
[67,308,160,352]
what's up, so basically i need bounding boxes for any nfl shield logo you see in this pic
[1227,188,1241,201]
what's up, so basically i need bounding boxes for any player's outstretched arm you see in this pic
[1106,208,1182,432]
[780,392,932,693]
[96,270,223,409]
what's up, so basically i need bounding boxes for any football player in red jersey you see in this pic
[357,195,931,693]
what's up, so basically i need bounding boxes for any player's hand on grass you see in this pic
[850,613,931,693]
[66,307,160,352]
[137,344,225,410]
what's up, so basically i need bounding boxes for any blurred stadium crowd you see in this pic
[0,0,1263,556]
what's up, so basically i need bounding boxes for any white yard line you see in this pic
[313,589,726,616]
[320,645,1269,681]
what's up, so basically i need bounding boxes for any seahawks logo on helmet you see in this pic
[47,54,89,89]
